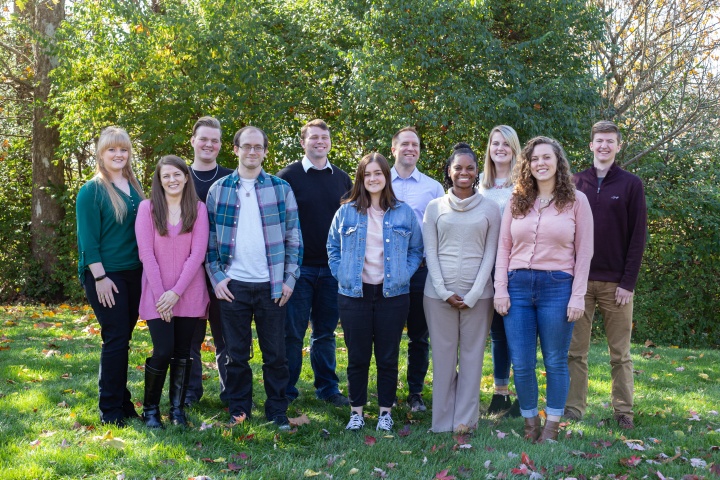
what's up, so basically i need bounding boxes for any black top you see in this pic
[277,161,352,267]
[191,164,235,203]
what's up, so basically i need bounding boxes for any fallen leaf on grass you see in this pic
[57,401,69,408]
[625,441,645,451]
[373,467,388,478]
[400,451,412,454]
[496,429,507,439]
[454,424,470,434]
[453,434,470,445]
[349,468,359,475]
[397,424,411,437]
[709,464,720,475]
[619,456,642,467]
[570,450,602,459]
[29,439,41,448]
[457,466,473,478]
[435,469,456,480]
[189,476,212,480]
[230,452,249,460]
[304,469,321,477]
[229,413,246,426]
[92,430,125,449]
[289,413,310,427]
[325,454,343,467]
[364,435,377,446]
[553,465,574,474]
[236,433,255,441]
[227,463,244,472]
[690,458,707,468]
[645,339,656,347]
[60,439,70,448]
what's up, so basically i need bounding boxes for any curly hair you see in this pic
[443,142,479,190]
[510,136,576,217]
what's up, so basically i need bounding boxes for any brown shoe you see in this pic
[536,420,560,443]
[523,416,542,442]
[615,414,635,430]
[563,408,582,421]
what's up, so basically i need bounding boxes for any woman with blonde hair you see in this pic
[494,136,593,443]
[135,155,209,428]
[479,125,522,417]
[327,152,423,432]
[76,126,145,426]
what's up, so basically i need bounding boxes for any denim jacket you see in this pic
[327,201,423,298]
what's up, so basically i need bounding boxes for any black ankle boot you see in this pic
[143,360,167,429]
[169,358,192,426]
[487,394,512,414]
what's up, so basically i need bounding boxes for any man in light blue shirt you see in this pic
[390,126,445,412]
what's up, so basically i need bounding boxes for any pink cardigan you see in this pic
[494,191,594,310]
[135,200,210,320]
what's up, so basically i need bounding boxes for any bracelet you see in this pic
[94,274,107,282]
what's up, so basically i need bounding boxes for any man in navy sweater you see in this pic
[567,121,647,429]
[277,119,352,406]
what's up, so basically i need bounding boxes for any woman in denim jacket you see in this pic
[327,152,423,432]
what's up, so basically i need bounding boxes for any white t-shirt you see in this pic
[226,177,270,282]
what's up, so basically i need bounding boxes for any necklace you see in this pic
[538,196,554,205]
[240,181,253,197]
[191,165,219,183]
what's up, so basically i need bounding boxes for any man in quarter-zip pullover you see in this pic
[567,121,647,430]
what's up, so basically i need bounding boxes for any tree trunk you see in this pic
[30,0,65,276]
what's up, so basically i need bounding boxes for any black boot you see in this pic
[169,358,192,426]
[143,360,167,429]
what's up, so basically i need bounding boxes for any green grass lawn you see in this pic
[0,304,718,479]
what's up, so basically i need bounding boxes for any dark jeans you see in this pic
[83,268,142,423]
[147,316,198,371]
[187,284,228,403]
[285,266,341,401]
[339,284,409,408]
[490,268,511,385]
[406,265,429,395]
[219,280,289,420]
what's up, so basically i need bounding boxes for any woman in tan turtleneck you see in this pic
[422,142,502,433]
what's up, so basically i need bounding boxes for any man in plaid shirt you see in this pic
[206,126,302,430]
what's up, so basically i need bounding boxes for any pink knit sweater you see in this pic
[135,200,210,320]
[494,191,594,310]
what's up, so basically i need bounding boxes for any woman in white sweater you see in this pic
[423,142,502,432]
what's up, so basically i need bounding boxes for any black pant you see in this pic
[219,280,289,421]
[186,285,228,403]
[339,284,409,408]
[147,316,198,371]
[83,268,142,423]
[406,266,430,395]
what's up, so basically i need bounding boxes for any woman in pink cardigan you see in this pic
[493,137,593,443]
[135,155,209,428]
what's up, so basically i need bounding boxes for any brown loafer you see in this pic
[536,419,560,443]
[523,415,542,442]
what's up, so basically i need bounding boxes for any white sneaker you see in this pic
[346,412,365,431]
[376,412,394,431]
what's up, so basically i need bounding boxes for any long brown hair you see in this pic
[94,126,145,222]
[150,155,199,236]
[342,152,398,214]
[510,136,576,217]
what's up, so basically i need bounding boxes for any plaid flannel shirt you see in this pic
[205,168,303,299]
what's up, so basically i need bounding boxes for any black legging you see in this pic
[146,317,199,371]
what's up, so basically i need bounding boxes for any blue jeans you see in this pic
[490,310,511,386]
[285,266,342,400]
[405,265,429,395]
[503,269,574,418]
[219,280,288,421]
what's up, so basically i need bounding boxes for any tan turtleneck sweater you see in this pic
[422,188,501,308]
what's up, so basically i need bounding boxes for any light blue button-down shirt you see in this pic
[390,166,445,225]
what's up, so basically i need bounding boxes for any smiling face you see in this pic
[449,154,477,191]
[100,145,129,175]
[191,126,222,166]
[391,131,421,171]
[300,126,331,163]
[489,131,514,170]
[590,132,621,168]
[529,143,558,187]
[234,128,267,174]
[160,164,188,198]
[363,160,386,198]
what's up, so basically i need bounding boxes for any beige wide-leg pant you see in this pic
[424,296,493,432]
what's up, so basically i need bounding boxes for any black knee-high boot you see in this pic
[169,358,192,426]
[143,360,167,429]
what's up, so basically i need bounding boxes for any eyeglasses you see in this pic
[238,144,265,152]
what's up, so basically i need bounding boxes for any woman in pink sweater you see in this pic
[494,137,593,443]
[135,155,209,428]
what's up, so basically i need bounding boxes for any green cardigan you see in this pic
[76,178,143,281]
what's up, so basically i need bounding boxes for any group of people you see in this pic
[76,117,647,443]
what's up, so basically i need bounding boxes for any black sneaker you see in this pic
[325,393,350,407]
[273,415,291,431]
[407,393,427,412]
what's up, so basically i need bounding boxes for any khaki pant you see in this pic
[567,281,634,418]
[424,296,493,433]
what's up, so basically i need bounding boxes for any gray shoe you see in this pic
[407,393,427,412]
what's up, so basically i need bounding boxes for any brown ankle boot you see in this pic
[523,416,542,442]
[536,419,560,443]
